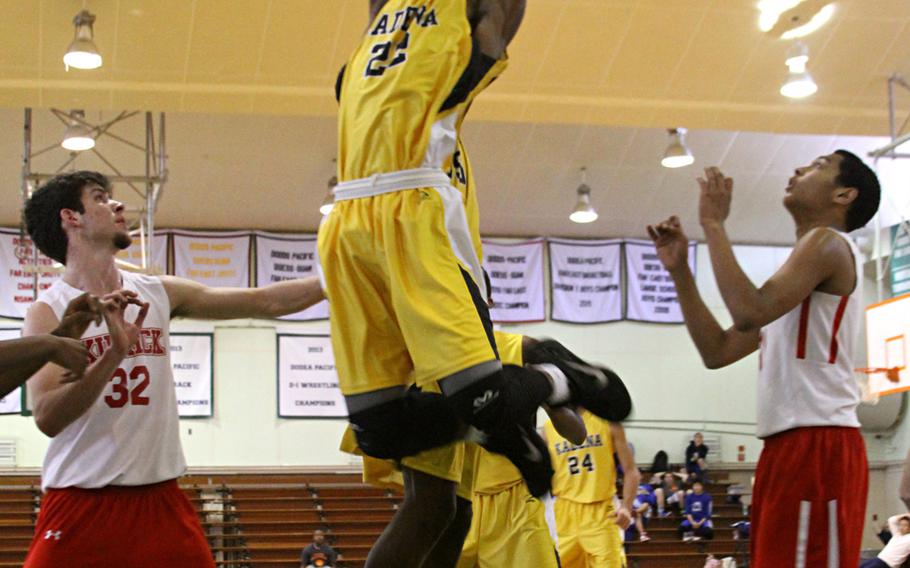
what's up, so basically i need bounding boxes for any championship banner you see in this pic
[0,228,61,319]
[624,239,696,323]
[114,231,170,275]
[172,230,251,288]
[254,232,329,320]
[277,334,346,418]
[170,333,214,418]
[0,328,22,414]
[549,239,622,324]
[482,239,546,323]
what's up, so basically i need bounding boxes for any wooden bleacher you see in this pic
[0,471,749,568]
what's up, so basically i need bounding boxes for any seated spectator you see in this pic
[301,530,338,568]
[678,480,714,542]
[685,432,709,482]
[861,514,910,568]
[654,472,686,517]
[629,484,653,542]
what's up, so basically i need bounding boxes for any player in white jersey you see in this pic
[647,151,880,568]
[20,171,326,568]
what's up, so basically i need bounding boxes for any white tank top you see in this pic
[37,270,186,490]
[756,229,862,438]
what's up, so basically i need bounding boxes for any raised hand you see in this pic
[646,216,689,273]
[697,167,734,228]
[52,293,104,339]
[101,290,149,356]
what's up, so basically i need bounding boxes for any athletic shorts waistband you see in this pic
[333,168,452,201]
[44,478,179,497]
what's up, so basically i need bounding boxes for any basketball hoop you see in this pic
[855,367,901,404]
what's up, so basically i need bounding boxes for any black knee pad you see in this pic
[443,371,509,433]
[347,390,462,460]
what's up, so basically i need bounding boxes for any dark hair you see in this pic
[834,150,880,232]
[25,171,110,264]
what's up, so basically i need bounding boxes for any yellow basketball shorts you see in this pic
[340,424,470,499]
[317,169,498,396]
[457,482,559,568]
[554,499,626,568]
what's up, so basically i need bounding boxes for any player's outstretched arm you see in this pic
[611,422,637,530]
[698,167,845,331]
[26,292,146,437]
[471,0,526,59]
[648,217,758,369]
[162,275,325,320]
[0,335,88,400]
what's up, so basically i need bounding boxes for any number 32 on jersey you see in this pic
[105,365,151,408]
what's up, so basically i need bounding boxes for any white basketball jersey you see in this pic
[756,229,862,438]
[37,270,186,490]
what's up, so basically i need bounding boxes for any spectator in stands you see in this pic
[630,483,654,542]
[861,514,910,568]
[300,530,338,568]
[685,433,709,482]
[678,480,714,542]
[654,472,685,517]
[0,293,102,399]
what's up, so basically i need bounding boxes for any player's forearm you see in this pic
[252,277,325,318]
[622,467,640,511]
[545,406,586,445]
[702,223,764,330]
[32,348,125,437]
[0,336,59,399]
[668,264,733,369]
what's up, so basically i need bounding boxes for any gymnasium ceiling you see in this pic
[0,1,908,245]
[1,0,908,134]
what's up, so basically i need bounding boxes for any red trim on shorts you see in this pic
[796,297,811,359]
[827,296,849,364]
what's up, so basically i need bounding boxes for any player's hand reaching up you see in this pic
[102,290,149,357]
[52,292,104,339]
[647,215,689,273]
[698,167,734,228]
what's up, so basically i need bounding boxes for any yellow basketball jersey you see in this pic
[448,138,483,263]
[338,1,508,180]
[545,411,616,504]
[469,331,526,494]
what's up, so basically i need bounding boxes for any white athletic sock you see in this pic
[532,363,571,406]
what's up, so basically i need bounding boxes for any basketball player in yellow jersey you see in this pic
[323,3,632,566]
[545,413,639,568]
[457,332,587,568]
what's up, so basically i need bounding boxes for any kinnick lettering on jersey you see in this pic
[82,328,166,365]
[554,433,604,456]
[370,6,439,36]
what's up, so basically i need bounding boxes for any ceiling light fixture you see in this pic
[758,1,835,39]
[661,128,695,169]
[569,167,598,224]
[780,42,818,99]
[61,110,95,151]
[63,10,103,70]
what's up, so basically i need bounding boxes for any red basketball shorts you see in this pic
[24,479,214,568]
[751,426,868,568]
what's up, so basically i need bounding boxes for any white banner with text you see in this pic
[624,239,696,323]
[173,231,250,288]
[170,333,213,418]
[277,334,346,418]
[254,233,329,320]
[0,229,61,319]
[482,239,546,323]
[549,239,622,323]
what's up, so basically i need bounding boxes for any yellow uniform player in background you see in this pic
[545,413,639,568]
